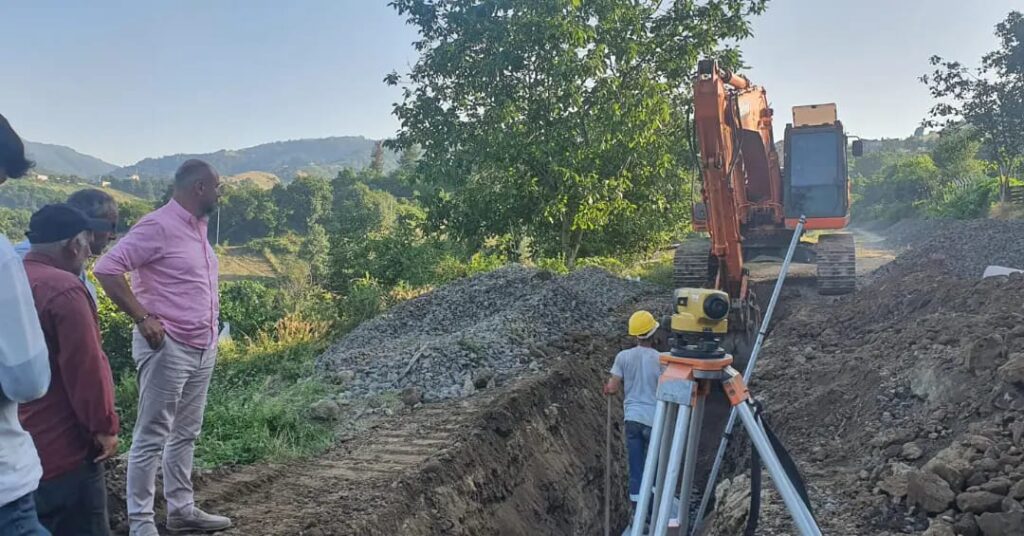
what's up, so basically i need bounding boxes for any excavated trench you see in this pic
[105,276,809,535]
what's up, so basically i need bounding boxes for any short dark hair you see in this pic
[174,159,214,189]
[67,189,117,218]
[0,113,34,178]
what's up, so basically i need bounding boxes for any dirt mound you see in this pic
[732,237,1024,533]
[316,265,656,402]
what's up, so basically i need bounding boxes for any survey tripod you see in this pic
[628,217,820,536]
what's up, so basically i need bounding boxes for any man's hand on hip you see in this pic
[94,433,119,462]
[139,316,166,350]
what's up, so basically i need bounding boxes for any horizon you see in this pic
[1,0,1019,166]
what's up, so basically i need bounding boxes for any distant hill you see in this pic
[115,136,399,181]
[24,141,118,178]
[223,171,281,190]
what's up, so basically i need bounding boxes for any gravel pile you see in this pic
[879,219,1024,279]
[316,265,656,402]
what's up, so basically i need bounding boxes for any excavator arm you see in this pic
[691,59,784,303]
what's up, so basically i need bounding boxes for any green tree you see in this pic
[385,0,766,267]
[273,175,333,233]
[214,185,280,244]
[301,222,330,284]
[922,11,1024,201]
[0,207,32,240]
[930,126,987,187]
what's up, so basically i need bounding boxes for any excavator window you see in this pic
[783,126,848,218]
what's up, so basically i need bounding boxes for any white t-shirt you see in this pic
[610,346,663,427]
[0,234,49,506]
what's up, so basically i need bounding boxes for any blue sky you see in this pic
[0,0,1018,165]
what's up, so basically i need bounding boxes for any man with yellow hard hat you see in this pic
[604,310,663,507]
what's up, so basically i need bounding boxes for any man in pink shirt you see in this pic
[94,159,229,535]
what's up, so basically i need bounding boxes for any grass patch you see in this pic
[114,337,335,468]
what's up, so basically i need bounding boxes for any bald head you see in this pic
[174,159,216,190]
[172,159,221,217]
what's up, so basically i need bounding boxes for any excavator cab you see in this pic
[782,104,851,228]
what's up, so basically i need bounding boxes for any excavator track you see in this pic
[673,237,713,289]
[816,233,856,295]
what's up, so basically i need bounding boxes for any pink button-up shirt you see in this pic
[94,199,219,350]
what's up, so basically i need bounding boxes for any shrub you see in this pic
[219,280,286,340]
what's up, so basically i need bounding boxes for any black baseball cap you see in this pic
[26,203,114,244]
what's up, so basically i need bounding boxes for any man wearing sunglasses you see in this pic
[14,189,119,304]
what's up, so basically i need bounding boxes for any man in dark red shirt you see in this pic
[19,204,120,536]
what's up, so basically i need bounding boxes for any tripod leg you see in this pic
[652,405,692,536]
[650,403,678,530]
[735,402,821,536]
[631,400,669,536]
[677,394,705,536]
[691,407,738,535]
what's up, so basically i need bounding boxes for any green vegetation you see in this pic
[386,0,767,266]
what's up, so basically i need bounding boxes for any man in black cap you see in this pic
[19,204,120,536]
[0,112,50,536]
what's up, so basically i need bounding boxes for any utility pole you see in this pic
[216,206,221,246]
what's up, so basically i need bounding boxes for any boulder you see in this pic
[878,462,915,498]
[976,512,1024,536]
[982,477,1013,495]
[400,387,422,407]
[923,520,955,536]
[309,399,342,421]
[909,470,956,514]
[1009,479,1024,500]
[957,491,1005,514]
[472,367,495,389]
[924,444,974,492]
[1002,496,1023,513]
[954,513,980,536]
[998,354,1024,385]
[902,442,925,461]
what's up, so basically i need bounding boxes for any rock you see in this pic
[923,520,956,536]
[968,436,998,452]
[957,491,1005,514]
[909,470,956,514]
[975,458,1001,473]
[902,442,925,461]
[976,511,1024,536]
[461,376,476,396]
[954,513,980,536]
[968,472,991,488]
[711,475,751,535]
[998,354,1024,385]
[982,477,1013,495]
[925,444,974,492]
[878,462,915,497]
[968,335,1006,373]
[1011,421,1024,446]
[1002,496,1024,513]
[472,368,495,389]
[400,387,422,407]
[309,399,342,421]
[1009,480,1024,500]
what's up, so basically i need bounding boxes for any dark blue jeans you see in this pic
[34,462,109,536]
[0,493,50,536]
[625,420,652,502]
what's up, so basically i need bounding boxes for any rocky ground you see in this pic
[709,219,1024,536]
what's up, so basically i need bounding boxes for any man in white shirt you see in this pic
[604,310,663,506]
[0,112,51,534]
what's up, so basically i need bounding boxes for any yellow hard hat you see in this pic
[628,310,659,338]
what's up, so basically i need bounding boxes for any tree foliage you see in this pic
[385,0,766,266]
[922,10,1024,200]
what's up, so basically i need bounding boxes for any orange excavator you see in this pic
[677,59,861,340]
